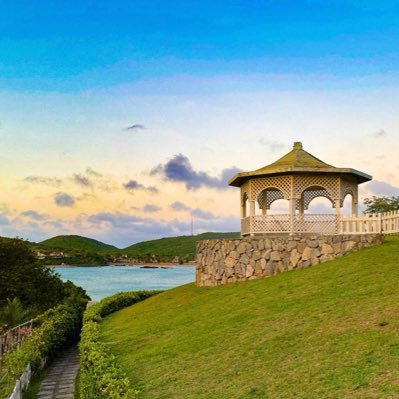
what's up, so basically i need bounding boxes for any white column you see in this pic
[289,198,296,235]
[335,198,341,234]
[352,195,358,217]
[335,199,341,216]
[249,200,256,236]
[262,193,267,217]
[298,197,304,214]
[241,203,246,218]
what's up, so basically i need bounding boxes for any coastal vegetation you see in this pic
[122,232,240,262]
[0,232,240,265]
[0,301,86,398]
[0,238,88,330]
[100,235,399,398]
[39,235,119,253]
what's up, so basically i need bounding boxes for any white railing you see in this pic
[7,363,32,399]
[340,214,381,234]
[0,319,35,358]
[382,210,399,234]
[241,210,399,236]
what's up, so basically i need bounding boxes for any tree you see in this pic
[0,238,81,314]
[363,196,399,214]
[0,298,29,330]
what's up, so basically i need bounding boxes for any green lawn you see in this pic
[101,236,399,399]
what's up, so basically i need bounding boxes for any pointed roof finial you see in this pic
[293,141,303,150]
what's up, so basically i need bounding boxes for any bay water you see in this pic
[53,265,195,301]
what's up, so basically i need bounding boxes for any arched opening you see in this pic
[300,186,334,214]
[342,192,355,216]
[256,188,286,216]
[306,197,335,214]
[269,199,290,214]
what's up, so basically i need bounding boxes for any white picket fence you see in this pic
[341,210,399,235]
[8,363,31,399]
[241,210,399,236]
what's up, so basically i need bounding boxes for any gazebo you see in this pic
[229,142,372,236]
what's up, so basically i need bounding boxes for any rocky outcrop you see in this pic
[196,234,383,287]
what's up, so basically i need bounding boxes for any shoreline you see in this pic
[49,262,196,268]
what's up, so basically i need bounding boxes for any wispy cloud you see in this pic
[73,173,92,187]
[21,210,47,221]
[85,167,102,177]
[123,179,158,194]
[170,201,216,220]
[54,192,75,207]
[372,128,387,138]
[259,138,286,153]
[24,176,62,186]
[125,124,145,131]
[151,154,242,190]
[170,201,191,211]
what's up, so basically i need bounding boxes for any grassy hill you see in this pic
[122,232,240,261]
[39,235,118,253]
[101,236,399,399]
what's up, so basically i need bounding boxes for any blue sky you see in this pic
[1,1,398,91]
[0,1,398,246]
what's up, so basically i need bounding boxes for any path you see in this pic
[37,345,79,399]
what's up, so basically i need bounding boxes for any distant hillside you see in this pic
[122,232,240,261]
[39,235,119,253]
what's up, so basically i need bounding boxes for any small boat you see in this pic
[140,265,159,269]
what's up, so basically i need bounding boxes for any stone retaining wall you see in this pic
[196,234,383,287]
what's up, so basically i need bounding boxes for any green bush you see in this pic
[0,302,84,397]
[79,291,161,399]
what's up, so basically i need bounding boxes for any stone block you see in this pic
[270,251,281,261]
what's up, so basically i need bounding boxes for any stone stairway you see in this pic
[37,345,79,399]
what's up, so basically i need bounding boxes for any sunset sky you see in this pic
[1,1,398,247]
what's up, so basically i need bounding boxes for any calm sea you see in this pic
[53,265,195,301]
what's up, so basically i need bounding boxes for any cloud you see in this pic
[0,213,10,225]
[373,129,387,138]
[259,138,286,153]
[54,192,75,207]
[125,124,145,131]
[170,201,191,211]
[143,204,161,213]
[151,154,242,190]
[170,201,216,220]
[123,179,158,194]
[24,176,62,186]
[191,209,215,220]
[21,210,47,221]
[85,167,102,177]
[366,180,399,197]
[73,173,92,187]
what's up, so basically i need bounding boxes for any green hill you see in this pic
[101,236,399,398]
[122,232,240,261]
[39,235,118,253]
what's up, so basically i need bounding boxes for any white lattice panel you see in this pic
[249,176,291,201]
[301,188,334,210]
[250,215,291,233]
[294,214,338,234]
[340,178,358,206]
[294,175,340,200]
[257,189,285,209]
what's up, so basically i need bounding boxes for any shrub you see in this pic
[79,291,161,399]
[0,302,85,397]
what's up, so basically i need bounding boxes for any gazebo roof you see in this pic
[228,142,372,187]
